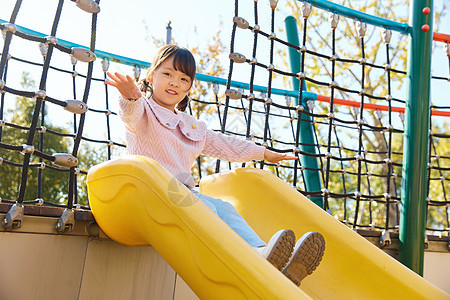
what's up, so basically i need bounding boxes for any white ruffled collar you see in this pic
[146,96,207,142]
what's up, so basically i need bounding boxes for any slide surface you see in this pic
[87,155,449,300]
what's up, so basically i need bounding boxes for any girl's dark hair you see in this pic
[139,44,196,111]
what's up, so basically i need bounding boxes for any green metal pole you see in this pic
[285,16,323,207]
[285,16,302,94]
[399,0,433,275]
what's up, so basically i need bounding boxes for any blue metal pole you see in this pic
[297,0,411,34]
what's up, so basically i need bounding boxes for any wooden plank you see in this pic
[0,232,87,300]
[174,275,200,300]
[79,239,177,300]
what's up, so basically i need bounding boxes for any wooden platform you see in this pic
[1,203,449,298]
[0,205,199,300]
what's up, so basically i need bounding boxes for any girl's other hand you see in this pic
[105,72,142,100]
[264,149,298,164]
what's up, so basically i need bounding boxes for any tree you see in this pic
[0,72,106,206]
[427,122,450,232]
[276,0,447,229]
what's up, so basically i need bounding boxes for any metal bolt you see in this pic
[35,90,47,99]
[45,36,57,45]
[298,45,307,53]
[297,72,306,79]
[329,55,338,61]
[21,144,35,155]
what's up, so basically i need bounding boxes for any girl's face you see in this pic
[148,56,192,112]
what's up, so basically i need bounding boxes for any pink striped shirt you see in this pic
[119,96,266,187]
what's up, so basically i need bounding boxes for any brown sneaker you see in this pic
[257,229,296,271]
[282,231,325,286]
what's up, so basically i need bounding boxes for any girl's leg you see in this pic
[192,190,266,247]
[190,190,325,285]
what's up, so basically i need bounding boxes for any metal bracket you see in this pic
[269,0,278,9]
[381,28,392,44]
[56,208,75,233]
[379,230,391,248]
[1,23,17,34]
[444,42,450,57]
[52,153,78,168]
[233,17,249,30]
[301,2,312,19]
[133,65,141,81]
[86,221,100,238]
[229,52,247,64]
[2,203,24,230]
[225,89,242,100]
[356,21,368,38]
[101,57,110,72]
[71,47,96,63]
[328,13,340,29]
[64,100,88,114]
[75,0,100,14]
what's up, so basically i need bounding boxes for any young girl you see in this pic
[105,44,325,286]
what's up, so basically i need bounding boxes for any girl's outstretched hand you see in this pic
[105,72,142,100]
[264,149,298,164]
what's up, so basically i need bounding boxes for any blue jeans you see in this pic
[191,190,266,247]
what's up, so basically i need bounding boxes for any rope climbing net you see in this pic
[0,0,448,240]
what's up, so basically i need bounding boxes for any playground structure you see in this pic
[0,0,449,299]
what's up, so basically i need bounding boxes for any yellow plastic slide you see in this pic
[87,155,448,299]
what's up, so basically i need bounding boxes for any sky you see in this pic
[0,0,449,143]
[1,0,447,89]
